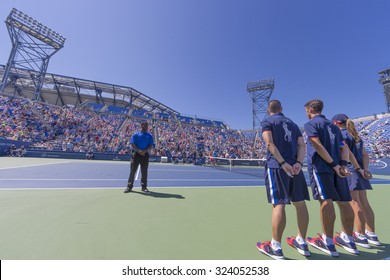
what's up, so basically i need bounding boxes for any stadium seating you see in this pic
[177,115,194,124]
[105,105,129,115]
[83,102,104,112]
[1,94,390,159]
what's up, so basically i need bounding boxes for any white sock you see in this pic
[322,234,333,245]
[341,231,353,243]
[354,231,366,239]
[271,239,282,250]
[365,230,376,237]
[296,235,306,245]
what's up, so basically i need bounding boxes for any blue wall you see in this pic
[368,159,390,176]
[0,138,31,154]
[0,138,161,162]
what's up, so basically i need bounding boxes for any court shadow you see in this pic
[299,243,390,260]
[371,243,390,260]
[132,190,185,199]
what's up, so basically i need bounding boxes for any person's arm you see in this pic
[131,143,141,154]
[292,136,305,175]
[348,149,366,178]
[362,148,370,170]
[262,130,294,177]
[308,137,344,177]
[144,144,154,154]
[362,148,373,179]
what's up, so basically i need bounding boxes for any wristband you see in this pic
[355,167,361,171]
[328,161,337,168]
[340,160,348,166]
[280,161,286,166]
[296,161,303,166]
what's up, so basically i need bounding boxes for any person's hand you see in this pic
[138,150,147,156]
[363,169,373,180]
[282,162,294,178]
[357,168,365,179]
[292,162,302,175]
[334,165,351,177]
[333,165,342,177]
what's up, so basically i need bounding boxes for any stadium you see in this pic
[1,6,390,264]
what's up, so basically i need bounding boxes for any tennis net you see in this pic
[204,156,266,178]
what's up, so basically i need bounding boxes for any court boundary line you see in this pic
[0,178,261,181]
[0,185,264,191]
[0,161,73,170]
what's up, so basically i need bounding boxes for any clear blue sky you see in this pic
[1,0,389,129]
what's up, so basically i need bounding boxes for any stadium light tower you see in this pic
[379,68,390,113]
[246,78,275,130]
[0,8,65,100]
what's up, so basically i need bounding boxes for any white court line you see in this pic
[0,185,263,191]
[0,161,73,170]
[149,169,261,173]
[135,166,140,180]
[0,178,260,181]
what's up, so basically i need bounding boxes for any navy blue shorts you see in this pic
[265,168,310,205]
[309,167,351,202]
[346,170,373,191]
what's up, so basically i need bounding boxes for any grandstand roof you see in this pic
[0,64,179,115]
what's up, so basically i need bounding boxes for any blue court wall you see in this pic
[368,159,390,175]
[0,138,161,162]
[0,138,31,154]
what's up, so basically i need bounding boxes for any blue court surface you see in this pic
[0,157,389,261]
[1,158,389,189]
[0,159,262,189]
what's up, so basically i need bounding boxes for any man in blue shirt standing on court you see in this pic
[124,120,155,194]
[257,100,310,260]
[304,99,358,257]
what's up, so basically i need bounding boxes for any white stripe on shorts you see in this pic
[313,170,326,200]
[267,168,276,204]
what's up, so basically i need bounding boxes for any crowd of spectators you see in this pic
[1,95,263,160]
[2,94,390,161]
[358,118,390,158]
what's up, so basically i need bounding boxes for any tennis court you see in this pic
[0,157,389,260]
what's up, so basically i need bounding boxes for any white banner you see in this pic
[1,260,388,280]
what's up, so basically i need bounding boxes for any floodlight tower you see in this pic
[379,68,390,113]
[0,8,65,100]
[246,78,275,130]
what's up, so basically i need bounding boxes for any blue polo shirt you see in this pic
[304,115,344,173]
[130,131,155,150]
[262,112,303,168]
[341,128,364,167]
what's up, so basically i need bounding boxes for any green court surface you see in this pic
[0,183,389,260]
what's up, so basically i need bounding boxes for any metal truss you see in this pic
[379,68,390,113]
[246,78,274,130]
[0,8,65,101]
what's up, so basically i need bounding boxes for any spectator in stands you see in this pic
[16,145,27,157]
[257,100,310,260]
[331,114,381,248]
[8,144,17,157]
[303,99,358,257]
[124,121,155,194]
[86,149,94,160]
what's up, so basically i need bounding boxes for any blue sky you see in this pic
[1,0,389,129]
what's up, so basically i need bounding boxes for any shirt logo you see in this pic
[283,122,292,142]
[327,125,335,145]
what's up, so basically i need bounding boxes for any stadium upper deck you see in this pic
[0,64,227,129]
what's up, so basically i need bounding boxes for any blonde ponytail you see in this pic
[346,119,361,143]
